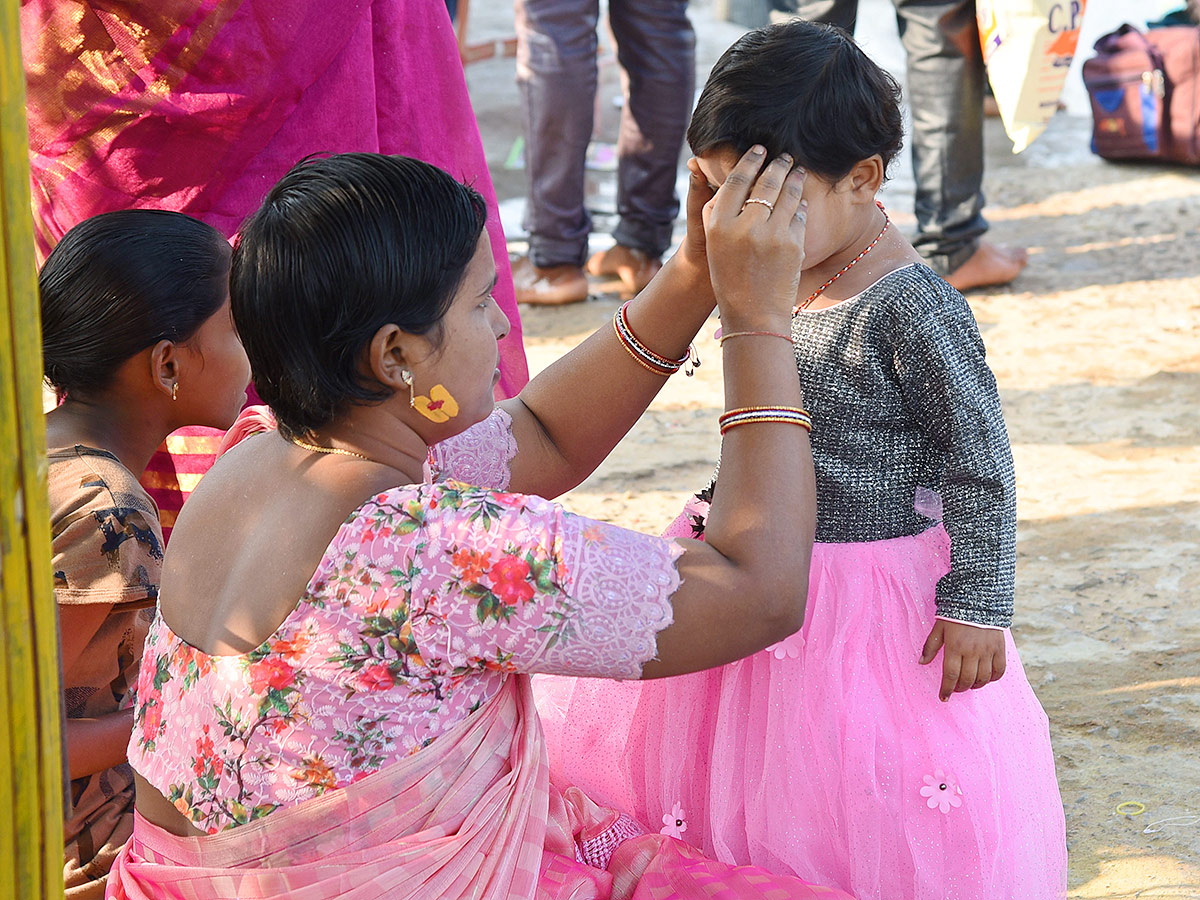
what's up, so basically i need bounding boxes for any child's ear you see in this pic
[149,340,179,399]
[849,155,885,199]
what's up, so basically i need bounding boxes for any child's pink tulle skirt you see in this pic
[534,515,1067,900]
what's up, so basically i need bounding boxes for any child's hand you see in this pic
[919,619,1007,702]
[703,146,807,329]
[678,158,716,279]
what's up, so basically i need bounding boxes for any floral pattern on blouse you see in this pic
[130,416,680,834]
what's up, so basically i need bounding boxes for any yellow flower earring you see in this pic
[403,370,459,423]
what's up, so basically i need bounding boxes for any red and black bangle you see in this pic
[613,301,699,377]
[719,405,813,435]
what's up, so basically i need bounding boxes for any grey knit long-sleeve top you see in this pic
[701,263,1016,628]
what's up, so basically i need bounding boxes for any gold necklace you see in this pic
[287,434,374,462]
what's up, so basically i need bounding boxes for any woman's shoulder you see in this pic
[427,408,517,490]
[339,482,573,586]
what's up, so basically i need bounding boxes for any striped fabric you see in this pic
[140,428,225,542]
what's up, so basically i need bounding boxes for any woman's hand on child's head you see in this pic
[919,619,1007,702]
[704,146,807,331]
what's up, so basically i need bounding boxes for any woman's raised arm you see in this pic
[642,148,814,676]
[499,159,719,500]
[510,147,817,675]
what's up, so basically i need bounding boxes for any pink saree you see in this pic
[108,677,853,900]
[23,0,530,540]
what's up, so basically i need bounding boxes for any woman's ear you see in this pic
[365,323,421,391]
[149,340,179,399]
[849,155,885,199]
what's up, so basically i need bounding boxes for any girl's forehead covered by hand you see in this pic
[695,151,833,199]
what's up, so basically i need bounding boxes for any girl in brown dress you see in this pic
[40,210,251,897]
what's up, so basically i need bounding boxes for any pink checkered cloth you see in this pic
[109,678,854,899]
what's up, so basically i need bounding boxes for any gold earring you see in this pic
[171,382,179,401]
[402,370,415,407]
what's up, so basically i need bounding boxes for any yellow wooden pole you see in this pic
[0,0,65,896]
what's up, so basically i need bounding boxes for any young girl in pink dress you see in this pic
[536,21,1067,900]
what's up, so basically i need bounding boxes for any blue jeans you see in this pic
[515,0,695,267]
[774,0,988,274]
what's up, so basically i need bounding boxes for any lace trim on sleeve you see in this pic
[537,510,681,680]
[425,408,517,490]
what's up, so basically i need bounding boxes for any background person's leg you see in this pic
[593,0,695,297]
[894,0,988,277]
[772,0,857,31]
[773,0,1024,289]
[514,0,599,302]
[894,0,1027,289]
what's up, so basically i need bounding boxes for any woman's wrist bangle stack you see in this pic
[719,405,813,435]
[613,301,700,377]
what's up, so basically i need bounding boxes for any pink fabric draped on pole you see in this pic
[107,676,852,900]
[23,0,526,395]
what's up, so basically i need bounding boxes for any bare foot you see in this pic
[586,245,662,300]
[511,257,589,305]
[944,241,1028,292]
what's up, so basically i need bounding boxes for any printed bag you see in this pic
[1082,24,1200,164]
[977,0,1087,154]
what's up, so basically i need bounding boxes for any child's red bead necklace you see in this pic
[794,201,890,313]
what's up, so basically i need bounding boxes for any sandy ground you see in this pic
[464,1,1200,894]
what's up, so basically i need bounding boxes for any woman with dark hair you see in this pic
[107,152,852,898]
[42,209,250,898]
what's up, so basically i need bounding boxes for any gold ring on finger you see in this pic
[743,198,775,212]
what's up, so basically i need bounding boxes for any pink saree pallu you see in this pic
[108,677,853,900]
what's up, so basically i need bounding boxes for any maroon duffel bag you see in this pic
[1082,23,1200,164]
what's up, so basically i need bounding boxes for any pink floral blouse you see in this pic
[129,410,681,834]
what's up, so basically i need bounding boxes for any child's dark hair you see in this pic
[230,153,488,439]
[40,210,231,398]
[688,21,904,182]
